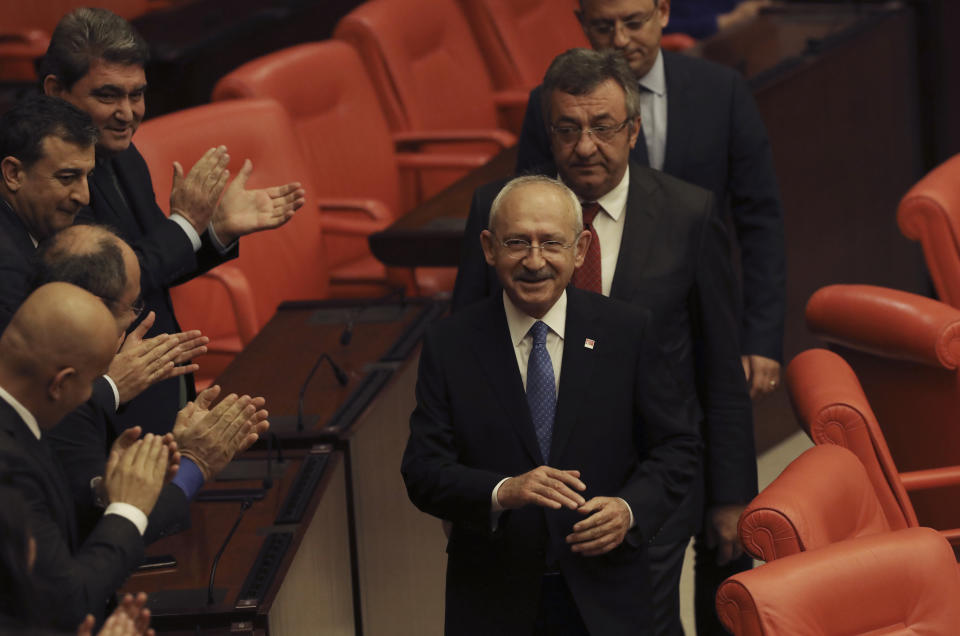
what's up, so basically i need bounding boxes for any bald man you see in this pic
[0,283,169,628]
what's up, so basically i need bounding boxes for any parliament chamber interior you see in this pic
[1,0,960,634]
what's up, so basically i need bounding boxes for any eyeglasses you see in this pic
[100,295,145,318]
[583,8,658,38]
[498,238,575,259]
[550,118,631,145]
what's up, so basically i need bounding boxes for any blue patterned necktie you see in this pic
[526,321,556,464]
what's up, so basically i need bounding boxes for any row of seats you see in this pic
[716,152,960,633]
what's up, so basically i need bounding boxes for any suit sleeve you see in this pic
[1,451,144,629]
[616,311,702,544]
[0,239,33,333]
[515,86,556,175]
[693,195,758,506]
[401,328,505,533]
[451,188,495,313]
[726,72,786,362]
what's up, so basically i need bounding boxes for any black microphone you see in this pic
[207,498,255,605]
[262,432,285,490]
[340,286,406,346]
[296,353,349,432]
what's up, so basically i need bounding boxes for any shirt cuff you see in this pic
[102,375,120,411]
[171,457,205,501]
[207,222,236,255]
[169,214,202,252]
[490,477,510,531]
[105,502,148,536]
[616,497,635,529]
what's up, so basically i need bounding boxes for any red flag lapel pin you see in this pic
[584,338,595,350]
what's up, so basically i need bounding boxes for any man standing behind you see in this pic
[404,176,700,635]
[516,0,786,404]
[41,7,306,435]
[454,49,756,634]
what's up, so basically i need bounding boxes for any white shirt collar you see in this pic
[503,290,567,346]
[594,165,631,222]
[0,384,40,439]
[638,48,666,97]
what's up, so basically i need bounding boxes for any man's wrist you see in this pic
[169,213,202,252]
[171,457,206,501]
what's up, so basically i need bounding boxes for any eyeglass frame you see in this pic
[100,294,146,318]
[580,6,659,39]
[549,117,633,146]
[495,235,577,260]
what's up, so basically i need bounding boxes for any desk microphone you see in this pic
[297,353,349,432]
[263,432,285,490]
[340,286,406,346]
[207,497,255,605]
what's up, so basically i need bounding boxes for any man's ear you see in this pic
[42,74,65,98]
[573,229,592,268]
[480,229,497,267]
[0,157,24,192]
[48,367,76,402]
[627,116,642,149]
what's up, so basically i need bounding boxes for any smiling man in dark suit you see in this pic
[404,175,700,636]
[41,8,305,435]
[453,48,756,634]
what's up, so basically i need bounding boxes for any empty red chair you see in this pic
[898,153,960,307]
[805,284,960,533]
[785,347,960,541]
[335,0,521,199]
[211,41,462,296]
[717,527,960,635]
[458,0,588,92]
[135,99,335,384]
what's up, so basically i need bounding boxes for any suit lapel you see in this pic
[662,51,692,177]
[467,296,544,465]
[0,199,38,257]
[610,164,663,301]
[90,157,132,232]
[551,290,601,463]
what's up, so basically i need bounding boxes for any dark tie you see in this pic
[571,202,602,294]
[526,321,556,464]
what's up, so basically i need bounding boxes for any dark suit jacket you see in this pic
[515,50,786,361]
[451,163,756,542]
[79,143,236,435]
[401,289,701,635]
[0,400,144,630]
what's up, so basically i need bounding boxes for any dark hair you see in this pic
[0,95,98,169]
[40,8,150,90]
[33,225,127,310]
[540,48,641,125]
[0,483,40,625]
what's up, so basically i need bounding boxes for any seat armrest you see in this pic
[393,129,517,150]
[317,198,393,235]
[192,264,259,345]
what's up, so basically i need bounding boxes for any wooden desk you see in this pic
[129,298,448,635]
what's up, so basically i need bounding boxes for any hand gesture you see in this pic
[566,496,632,556]
[705,504,746,565]
[110,427,181,486]
[104,433,169,516]
[169,146,231,234]
[76,592,154,635]
[173,386,269,480]
[497,466,586,511]
[108,313,210,404]
[211,159,305,244]
[741,354,781,400]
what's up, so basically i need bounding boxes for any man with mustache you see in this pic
[41,8,306,436]
[453,48,755,634]
[404,175,699,635]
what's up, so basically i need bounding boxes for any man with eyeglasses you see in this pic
[453,48,754,635]
[518,0,785,408]
[405,174,699,636]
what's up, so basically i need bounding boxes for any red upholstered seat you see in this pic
[134,98,332,386]
[335,0,521,200]
[785,346,960,545]
[804,284,960,533]
[717,527,960,635]
[458,0,589,92]
[211,41,458,297]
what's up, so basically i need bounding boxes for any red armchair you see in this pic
[717,527,960,635]
[334,0,520,200]
[211,41,461,296]
[134,98,334,385]
[897,153,960,308]
[804,284,960,533]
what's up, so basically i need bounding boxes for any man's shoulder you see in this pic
[663,49,742,86]
[629,161,714,208]
[430,294,501,341]
[568,287,652,330]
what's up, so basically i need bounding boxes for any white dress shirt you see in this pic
[588,167,631,297]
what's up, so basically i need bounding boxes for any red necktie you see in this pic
[571,202,602,294]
